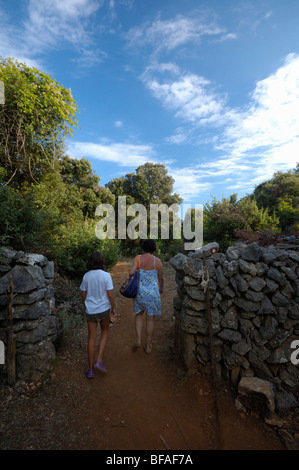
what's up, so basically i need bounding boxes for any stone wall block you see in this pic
[170,240,299,404]
[220,306,238,330]
[232,339,252,355]
[248,277,266,292]
[226,245,241,261]
[217,328,242,343]
[238,377,275,418]
[43,261,54,279]
[234,273,249,292]
[185,285,206,301]
[0,265,45,295]
[17,341,56,380]
[266,267,286,286]
[239,243,263,262]
[239,259,257,276]
[0,248,57,382]
[183,296,206,312]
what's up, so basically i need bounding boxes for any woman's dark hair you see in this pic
[86,252,106,271]
[142,239,156,254]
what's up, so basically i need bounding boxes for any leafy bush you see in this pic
[0,185,47,250]
[203,198,246,251]
[51,220,120,278]
[254,166,299,231]
[203,195,279,252]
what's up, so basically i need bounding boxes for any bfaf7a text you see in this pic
[106,454,193,466]
[95,196,203,250]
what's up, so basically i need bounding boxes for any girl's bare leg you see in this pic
[96,316,111,364]
[87,321,98,370]
[135,311,144,345]
[145,315,155,353]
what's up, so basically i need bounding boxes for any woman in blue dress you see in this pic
[129,239,164,353]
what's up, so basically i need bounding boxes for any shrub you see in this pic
[0,185,47,250]
[51,220,120,278]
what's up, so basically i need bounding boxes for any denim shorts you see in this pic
[85,309,110,322]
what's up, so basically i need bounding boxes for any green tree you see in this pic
[123,172,150,205]
[29,171,85,229]
[136,162,182,205]
[253,166,299,230]
[28,170,119,276]
[0,185,47,250]
[52,220,120,278]
[106,163,183,253]
[106,163,182,211]
[106,176,126,199]
[237,196,279,231]
[0,57,79,186]
[58,155,99,189]
[58,155,115,218]
[277,200,299,231]
[203,198,246,251]
[203,195,279,251]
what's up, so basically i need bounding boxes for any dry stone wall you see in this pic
[0,247,57,382]
[170,241,299,407]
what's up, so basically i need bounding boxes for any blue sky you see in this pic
[1,0,298,206]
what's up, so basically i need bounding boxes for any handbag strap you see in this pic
[137,255,140,270]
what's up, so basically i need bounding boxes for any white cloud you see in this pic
[252,11,273,33]
[107,0,134,20]
[114,120,123,128]
[68,140,157,167]
[126,12,230,56]
[0,6,45,69]
[142,53,299,201]
[24,0,101,50]
[71,48,107,67]
[168,167,212,201]
[215,32,238,43]
[140,63,230,126]
[0,0,103,68]
[165,128,189,144]
[220,53,299,160]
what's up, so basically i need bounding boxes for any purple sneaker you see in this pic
[94,360,107,373]
[86,369,94,379]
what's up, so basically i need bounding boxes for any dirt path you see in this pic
[0,260,285,451]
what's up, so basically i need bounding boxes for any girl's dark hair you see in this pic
[142,239,156,254]
[86,252,106,271]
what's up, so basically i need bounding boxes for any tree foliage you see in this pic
[106,163,182,207]
[0,57,79,185]
[105,163,183,255]
[203,195,279,251]
[136,162,182,205]
[0,185,46,251]
[0,58,297,274]
[58,155,114,217]
[27,166,118,276]
[253,165,299,230]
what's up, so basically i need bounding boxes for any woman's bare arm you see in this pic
[107,290,116,315]
[157,260,164,293]
[129,256,138,276]
[81,291,87,312]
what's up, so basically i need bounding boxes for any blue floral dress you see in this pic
[133,256,161,317]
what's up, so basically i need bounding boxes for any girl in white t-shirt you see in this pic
[80,252,116,379]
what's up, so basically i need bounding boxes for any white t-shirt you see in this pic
[80,269,113,314]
